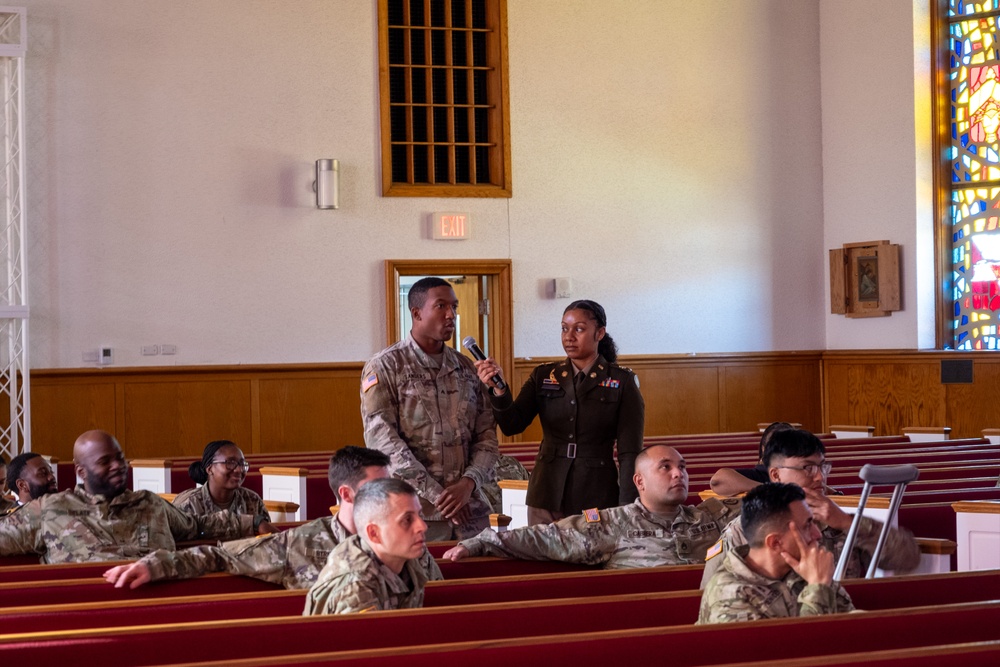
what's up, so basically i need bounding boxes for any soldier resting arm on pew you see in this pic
[444,445,741,568]
[699,482,855,623]
[701,429,920,588]
[104,447,437,590]
[303,478,443,615]
[0,431,270,564]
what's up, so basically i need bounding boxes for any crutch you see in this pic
[832,463,920,582]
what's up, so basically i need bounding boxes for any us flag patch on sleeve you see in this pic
[584,508,601,523]
[362,372,379,393]
[705,539,723,561]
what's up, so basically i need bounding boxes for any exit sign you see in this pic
[431,212,471,240]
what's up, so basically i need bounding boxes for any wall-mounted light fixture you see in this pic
[314,159,339,209]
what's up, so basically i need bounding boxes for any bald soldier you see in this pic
[104,447,435,590]
[0,430,265,563]
[443,445,741,568]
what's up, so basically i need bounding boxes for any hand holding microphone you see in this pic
[462,336,508,392]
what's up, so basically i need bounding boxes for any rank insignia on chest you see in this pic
[583,508,601,523]
[598,378,620,389]
[361,373,379,393]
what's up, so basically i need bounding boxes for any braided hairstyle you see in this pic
[563,299,618,363]
[188,440,237,485]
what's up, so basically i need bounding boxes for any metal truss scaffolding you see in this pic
[0,7,28,460]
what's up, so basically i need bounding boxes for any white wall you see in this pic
[820,0,935,349]
[22,1,836,368]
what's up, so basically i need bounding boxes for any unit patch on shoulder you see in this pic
[584,508,601,523]
[362,372,379,393]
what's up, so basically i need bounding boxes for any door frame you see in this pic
[384,259,514,389]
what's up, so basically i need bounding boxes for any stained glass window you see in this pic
[948,1,1000,349]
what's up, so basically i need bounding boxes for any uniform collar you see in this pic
[405,334,461,373]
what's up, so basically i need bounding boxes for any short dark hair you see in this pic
[741,482,806,547]
[762,429,825,467]
[7,452,42,489]
[327,446,390,502]
[353,477,417,531]
[758,422,795,460]
[408,277,453,310]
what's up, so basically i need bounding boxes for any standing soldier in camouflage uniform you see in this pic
[104,447,441,590]
[698,483,854,623]
[361,277,499,541]
[0,430,264,564]
[304,478,442,615]
[443,445,741,568]
[473,299,645,525]
[701,429,920,587]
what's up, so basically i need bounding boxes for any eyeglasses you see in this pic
[774,461,832,477]
[210,458,250,472]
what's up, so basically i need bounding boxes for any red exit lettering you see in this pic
[439,215,466,237]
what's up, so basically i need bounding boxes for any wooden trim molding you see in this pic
[951,501,1000,514]
[23,349,1000,460]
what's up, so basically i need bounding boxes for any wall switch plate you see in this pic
[82,349,99,363]
[141,345,159,356]
[160,344,177,355]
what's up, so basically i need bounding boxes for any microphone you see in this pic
[462,336,507,391]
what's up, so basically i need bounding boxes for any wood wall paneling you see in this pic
[25,351,1000,459]
[30,380,117,460]
[945,362,1000,437]
[822,351,999,438]
[722,361,822,433]
[122,380,253,459]
[636,365,722,436]
[257,376,365,453]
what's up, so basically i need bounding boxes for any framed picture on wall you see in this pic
[829,240,901,318]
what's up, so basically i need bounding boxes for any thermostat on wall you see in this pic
[430,212,471,240]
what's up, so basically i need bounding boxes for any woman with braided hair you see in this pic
[473,300,645,525]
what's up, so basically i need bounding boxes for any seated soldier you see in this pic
[104,446,436,590]
[0,430,268,563]
[698,482,854,623]
[481,453,530,514]
[172,440,270,527]
[701,429,920,587]
[303,478,443,615]
[709,422,794,497]
[6,452,58,508]
[443,444,741,568]
[0,455,15,515]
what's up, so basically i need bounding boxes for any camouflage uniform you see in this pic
[0,486,254,564]
[303,534,444,615]
[138,512,351,588]
[698,544,855,623]
[0,495,17,516]
[700,513,920,588]
[458,497,741,569]
[173,484,271,526]
[481,454,530,514]
[361,335,499,539]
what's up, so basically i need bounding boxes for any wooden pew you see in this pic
[5,598,998,666]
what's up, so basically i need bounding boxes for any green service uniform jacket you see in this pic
[490,356,644,515]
